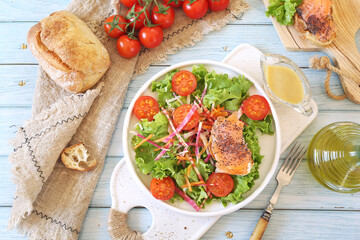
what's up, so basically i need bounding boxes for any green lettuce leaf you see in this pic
[151,69,186,108]
[186,186,209,205]
[202,72,252,111]
[132,112,169,140]
[241,115,274,164]
[243,115,274,135]
[172,160,215,205]
[265,0,303,25]
[132,113,181,179]
[192,64,208,92]
[220,163,259,206]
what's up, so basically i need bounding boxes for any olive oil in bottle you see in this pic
[308,122,360,193]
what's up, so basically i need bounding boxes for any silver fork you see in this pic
[249,142,307,240]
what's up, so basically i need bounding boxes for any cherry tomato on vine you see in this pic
[139,26,164,48]
[126,5,150,30]
[116,35,141,58]
[120,0,143,8]
[208,0,229,11]
[171,70,197,96]
[183,0,208,19]
[206,173,234,197]
[151,5,175,29]
[163,0,183,8]
[150,177,175,200]
[104,15,127,38]
[173,104,200,130]
[134,96,160,121]
[242,95,270,120]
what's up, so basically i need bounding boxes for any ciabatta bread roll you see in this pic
[27,10,111,93]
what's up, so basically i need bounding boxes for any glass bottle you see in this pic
[308,122,360,193]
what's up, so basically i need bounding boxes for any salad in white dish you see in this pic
[131,65,274,211]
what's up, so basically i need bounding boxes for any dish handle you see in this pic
[108,208,142,239]
[108,159,220,240]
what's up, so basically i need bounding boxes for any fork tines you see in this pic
[281,142,307,175]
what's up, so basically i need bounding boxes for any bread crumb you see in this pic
[61,143,97,171]
[21,43,27,49]
[18,80,26,87]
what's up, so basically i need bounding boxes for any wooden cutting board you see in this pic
[263,0,360,104]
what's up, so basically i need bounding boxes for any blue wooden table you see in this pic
[1,0,360,239]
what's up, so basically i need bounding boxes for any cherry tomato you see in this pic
[207,173,234,197]
[173,104,200,130]
[133,96,160,121]
[207,0,229,12]
[183,0,208,19]
[139,26,164,48]
[163,0,183,8]
[242,95,270,121]
[151,5,175,29]
[120,0,143,8]
[150,177,175,200]
[127,5,150,30]
[104,15,127,38]
[172,70,197,96]
[116,35,141,58]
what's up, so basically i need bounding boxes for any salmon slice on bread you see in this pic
[295,0,336,45]
[209,113,253,176]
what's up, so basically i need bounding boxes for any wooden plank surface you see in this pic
[0,23,329,66]
[1,0,360,239]
[2,156,360,210]
[0,65,357,109]
[0,207,359,239]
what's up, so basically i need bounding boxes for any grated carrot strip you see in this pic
[153,139,174,151]
[154,134,171,143]
[186,154,213,198]
[133,134,153,149]
[202,124,213,130]
[184,174,192,192]
[187,164,192,177]
[180,181,205,189]
[199,139,211,156]
[210,105,228,118]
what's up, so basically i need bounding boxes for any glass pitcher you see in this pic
[260,53,313,117]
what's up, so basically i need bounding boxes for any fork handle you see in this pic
[249,203,274,240]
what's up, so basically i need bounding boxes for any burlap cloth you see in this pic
[7,0,248,239]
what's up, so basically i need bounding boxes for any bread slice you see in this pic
[61,143,97,171]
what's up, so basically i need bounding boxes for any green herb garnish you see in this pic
[265,0,303,25]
